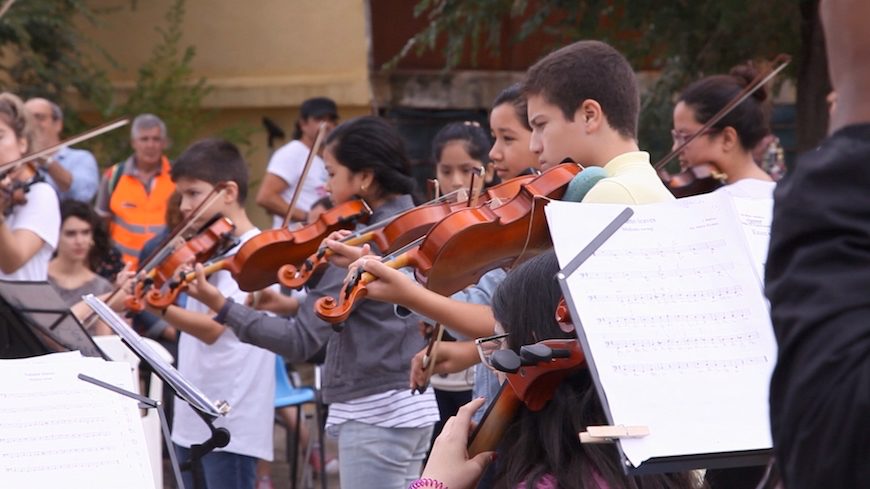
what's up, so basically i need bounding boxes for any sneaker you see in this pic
[324,458,339,475]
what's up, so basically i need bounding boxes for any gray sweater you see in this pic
[222,195,424,404]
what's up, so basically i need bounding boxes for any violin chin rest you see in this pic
[491,349,521,374]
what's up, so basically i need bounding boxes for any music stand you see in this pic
[83,295,231,489]
[550,205,772,475]
[0,279,105,359]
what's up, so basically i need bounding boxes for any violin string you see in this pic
[513,194,553,270]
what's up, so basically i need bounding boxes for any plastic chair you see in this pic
[273,357,327,489]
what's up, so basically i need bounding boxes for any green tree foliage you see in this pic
[0,0,252,166]
[0,0,112,127]
[98,0,213,163]
[394,0,811,161]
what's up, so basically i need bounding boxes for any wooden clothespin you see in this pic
[579,425,650,444]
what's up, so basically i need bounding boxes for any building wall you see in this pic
[77,0,373,227]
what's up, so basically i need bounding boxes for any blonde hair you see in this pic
[0,92,32,152]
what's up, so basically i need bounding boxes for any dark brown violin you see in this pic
[278,174,536,290]
[658,163,727,198]
[0,162,41,215]
[313,164,581,325]
[125,216,237,312]
[467,338,585,456]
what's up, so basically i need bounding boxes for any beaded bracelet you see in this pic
[408,478,447,489]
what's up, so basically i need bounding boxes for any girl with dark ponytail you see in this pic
[672,64,777,198]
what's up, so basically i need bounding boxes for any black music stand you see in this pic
[83,295,231,489]
[0,279,105,359]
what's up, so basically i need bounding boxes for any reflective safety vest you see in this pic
[107,156,175,268]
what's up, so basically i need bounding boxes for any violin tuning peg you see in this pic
[520,344,553,364]
[491,349,521,374]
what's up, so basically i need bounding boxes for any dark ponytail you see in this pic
[326,116,415,197]
[678,63,771,150]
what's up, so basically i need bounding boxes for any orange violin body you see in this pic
[278,174,537,290]
[230,199,371,292]
[314,164,581,324]
[126,216,237,312]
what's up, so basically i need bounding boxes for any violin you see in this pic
[125,216,237,312]
[278,174,536,290]
[228,198,372,292]
[0,162,42,215]
[314,163,581,325]
[467,338,585,457]
[138,198,374,307]
[658,163,727,198]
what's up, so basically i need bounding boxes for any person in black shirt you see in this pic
[764,1,870,487]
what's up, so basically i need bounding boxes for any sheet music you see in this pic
[82,295,227,418]
[728,196,773,281]
[0,353,154,488]
[546,192,776,467]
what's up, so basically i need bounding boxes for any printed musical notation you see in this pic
[611,356,768,376]
[546,192,778,467]
[575,262,736,282]
[0,354,155,489]
[586,285,743,305]
[592,239,727,258]
[603,331,761,356]
[594,309,752,329]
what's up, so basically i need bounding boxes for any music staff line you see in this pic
[591,309,753,329]
[574,262,737,282]
[602,331,761,354]
[591,239,728,258]
[611,356,769,376]
[586,285,744,305]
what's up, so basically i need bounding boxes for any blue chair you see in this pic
[274,357,327,489]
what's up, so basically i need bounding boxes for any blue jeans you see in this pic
[337,421,433,489]
[174,444,257,489]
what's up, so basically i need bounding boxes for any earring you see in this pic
[361,183,368,192]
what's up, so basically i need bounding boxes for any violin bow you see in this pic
[0,118,129,175]
[414,322,445,394]
[82,185,229,328]
[136,185,229,277]
[0,0,15,20]
[282,122,328,228]
[469,166,485,207]
[654,54,792,171]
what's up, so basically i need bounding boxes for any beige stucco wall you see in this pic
[78,0,373,226]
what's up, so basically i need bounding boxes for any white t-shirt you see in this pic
[266,140,328,228]
[716,178,776,199]
[171,228,276,461]
[0,182,60,281]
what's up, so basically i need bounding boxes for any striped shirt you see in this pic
[325,388,439,433]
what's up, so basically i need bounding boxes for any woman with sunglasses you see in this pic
[671,64,775,199]
[413,252,702,489]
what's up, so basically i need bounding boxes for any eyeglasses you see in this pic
[670,128,719,146]
[475,332,509,370]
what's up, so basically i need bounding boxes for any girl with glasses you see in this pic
[414,252,703,489]
[671,64,777,199]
